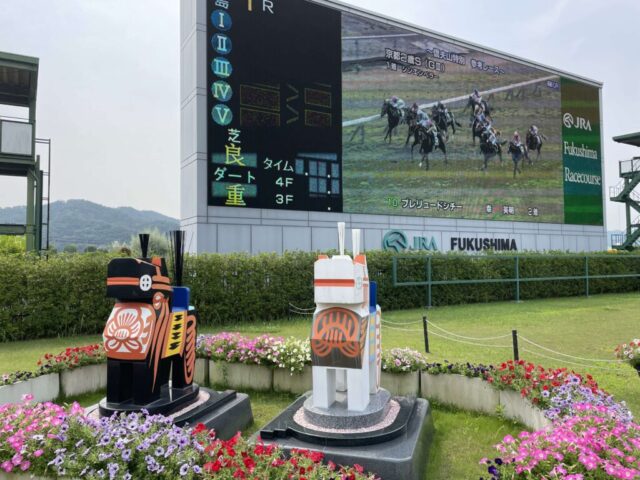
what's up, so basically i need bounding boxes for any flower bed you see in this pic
[0,345,106,405]
[480,360,635,479]
[616,338,640,376]
[36,344,105,375]
[2,335,637,479]
[0,396,375,479]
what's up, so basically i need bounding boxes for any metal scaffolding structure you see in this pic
[0,51,50,252]
[611,133,640,250]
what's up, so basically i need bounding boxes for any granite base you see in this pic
[90,388,253,441]
[257,394,434,480]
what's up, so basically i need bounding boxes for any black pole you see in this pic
[512,329,519,361]
[169,230,186,286]
[423,315,430,354]
[139,233,150,258]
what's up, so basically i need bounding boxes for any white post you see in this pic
[336,369,347,392]
[312,366,336,409]
[337,222,346,256]
[352,229,361,257]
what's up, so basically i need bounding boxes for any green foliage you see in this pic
[63,244,78,253]
[0,235,26,254]
[0,251,638,341]
[0,253,113,342]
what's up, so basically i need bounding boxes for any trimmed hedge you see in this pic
[0,251,638,341]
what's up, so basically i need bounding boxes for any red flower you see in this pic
[232,468,246,479]
[204,460,221,473]
[192,423,207,435]
[242,455,255,472]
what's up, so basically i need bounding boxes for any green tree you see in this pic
[63,244,78,254]
[129,228,170,258]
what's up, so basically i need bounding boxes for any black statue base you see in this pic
[99,383,200,417]
[257,392,434,480]
[94,386,253,440]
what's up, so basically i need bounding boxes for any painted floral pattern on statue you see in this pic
[103,303,155,360]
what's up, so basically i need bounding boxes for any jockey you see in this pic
[471,89,482,104]
[412,103,428,122]
[432,101,448,120]
[419,115,439,147]
[474,105,486,125]
[485,123,498,148]
[389,95,406,112]
[529,125,540,143]
[512,131,524,151]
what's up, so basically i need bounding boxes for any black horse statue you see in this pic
[415,127,448,170]
[381,100,403,143]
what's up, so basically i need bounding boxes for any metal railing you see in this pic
[610,182,640,202]
[620,157,640,176]
[392,255,640,308]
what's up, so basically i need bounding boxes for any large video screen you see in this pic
[207,0,603,225]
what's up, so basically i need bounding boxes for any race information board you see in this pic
[207,0,342,212]
[207,0,603,225]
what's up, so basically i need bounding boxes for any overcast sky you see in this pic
[1,0,639,230]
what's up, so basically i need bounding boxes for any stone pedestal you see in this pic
[257,392,434,480]
[91,387,253,441]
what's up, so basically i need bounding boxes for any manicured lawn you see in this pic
[2,292,639,479]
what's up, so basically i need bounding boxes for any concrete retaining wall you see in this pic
[273,366,312,394]
[0,374,59,405]
[209,361,274,392]
[381,371,420,397]
[420,372,552,430]
[421,373,500,416]
[60,364,107,398]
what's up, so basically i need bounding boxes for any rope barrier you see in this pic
[425,329,513,349]
[425,320,513,341]
[518,335,623,364]
[288,303,315,314]
[383,323,513,349]
[519,347,629,373]
[381,324,424,333]
[381,319,424,326]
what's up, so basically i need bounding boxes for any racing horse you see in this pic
[479,130,505,171]
[432,108,462,138]
[415,127,448,170]
[525,129,547,164]
[471,117,487,145]
[508,141,526,178]
[464,95,492,119]
[381,100,403,144]
[404,107,420,147]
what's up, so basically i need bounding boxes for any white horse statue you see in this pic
[310,223,382,412]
